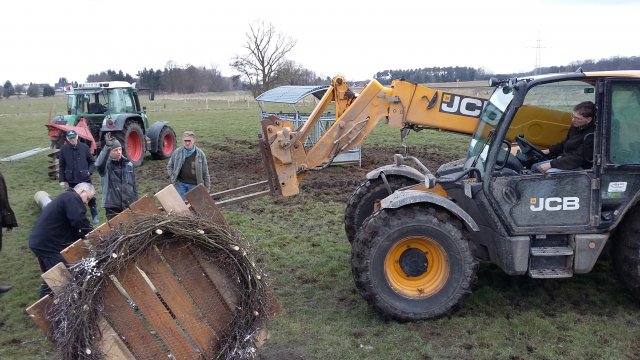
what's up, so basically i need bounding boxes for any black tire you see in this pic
[351,205,477,321]
[115,121,145,167]
[151,126,176,160]
[344,176,418,244]
[612,207,640,299]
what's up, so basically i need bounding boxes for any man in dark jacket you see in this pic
[0,169,18,294]
[533,101,596,173]
[29,182,94,297]
[58,130,99,224]
[96,133,138,220]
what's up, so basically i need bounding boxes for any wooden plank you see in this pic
[191,248,239,312]
[136,247,219,358]
[185,184,228,227]
[40,264,141,359]
[62,222,112,262]
[114,254,197,359]
[42,262,71,294]
[25,296,54,340]
[129,194,162,215]
[159,242,234,335]
[106,208,135,229]
[102,280,167,359]
[155,184,190,215]
[98,317,136,360]
[61,239,90,263]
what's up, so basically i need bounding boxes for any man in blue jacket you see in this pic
[96,133,138,220]
[58,130,99,224]
[28,183,94,297]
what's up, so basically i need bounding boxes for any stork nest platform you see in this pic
[26,185,277,360]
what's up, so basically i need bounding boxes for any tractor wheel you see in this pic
[344,176,418,244]
[116,121,145,167]
[151,126,176,160]
[612,206,640,299]
[351,205,477,321]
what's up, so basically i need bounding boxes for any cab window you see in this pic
[511,80,595,148]
[609,84,640,164]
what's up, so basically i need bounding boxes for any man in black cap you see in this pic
[29,182,94,297]
[58,129,99,224]
[0,169,18,294]
[96,132,138,220]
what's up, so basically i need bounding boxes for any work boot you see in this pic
[0,284,12,293]
[91,207,99,225]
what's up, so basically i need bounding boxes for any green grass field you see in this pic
[0,93,638,360]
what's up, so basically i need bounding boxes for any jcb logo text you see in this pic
[530,197,580,212]
[440,93,486,118]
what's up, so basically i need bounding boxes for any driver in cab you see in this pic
[532,101,596,173]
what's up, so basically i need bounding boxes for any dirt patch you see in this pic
[140,140,455,203]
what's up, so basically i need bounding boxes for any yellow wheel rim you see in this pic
[384,236,449,298]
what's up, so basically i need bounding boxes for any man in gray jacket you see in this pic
[167,130,210,199]
[96,133,138,219]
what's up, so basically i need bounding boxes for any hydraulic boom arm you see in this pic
[259,76,487,196]
[260,76,486,196]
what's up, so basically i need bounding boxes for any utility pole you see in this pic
[534,38,541,75]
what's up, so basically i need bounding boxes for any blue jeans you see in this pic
[531,160,582,173]
[175,181,197,200]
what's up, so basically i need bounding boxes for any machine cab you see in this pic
[463,72,640,236]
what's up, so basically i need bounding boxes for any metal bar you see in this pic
[211,180,269,199]
[0,147,50,162]
[214,190,272,208]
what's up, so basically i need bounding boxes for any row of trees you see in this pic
[535,56,640,75]
[2,81,55,99]
[374,67,488,85]
[373,56,640,85]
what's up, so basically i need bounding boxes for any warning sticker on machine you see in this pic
[608,182,627,193]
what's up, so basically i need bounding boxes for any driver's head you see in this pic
[572,101,595,129]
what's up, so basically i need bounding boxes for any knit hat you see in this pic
[183,131,195,141]
[111,139,122,149]
[66,130,78,139]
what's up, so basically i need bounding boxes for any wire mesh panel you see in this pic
[257,85,361,167]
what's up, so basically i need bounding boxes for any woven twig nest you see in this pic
[49,214,272,360]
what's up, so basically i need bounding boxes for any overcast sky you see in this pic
[2,0,639,85]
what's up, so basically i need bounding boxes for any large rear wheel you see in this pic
[351,205,477,321]
[116,121,145,167]
[344,176,418,244]
[151,126,176,160]
[612,207,640,299]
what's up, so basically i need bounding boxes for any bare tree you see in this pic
[230,21,297,96]
[278,60,327,86]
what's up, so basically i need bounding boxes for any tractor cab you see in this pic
[46,81,176,170]
[436,71,640,279]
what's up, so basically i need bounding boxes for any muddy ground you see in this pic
[138,139,454,204]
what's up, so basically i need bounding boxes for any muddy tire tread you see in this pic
[344,176,418,244]
[612,206,640,299]
[351,205,477,321]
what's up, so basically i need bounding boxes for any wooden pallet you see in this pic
[25,184,265,359]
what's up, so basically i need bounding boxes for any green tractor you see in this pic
[46,81,176,177]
